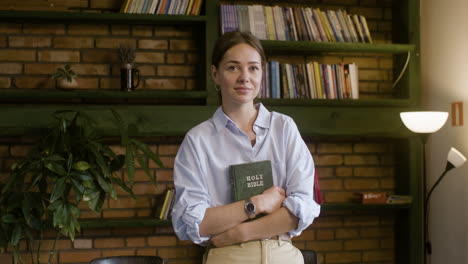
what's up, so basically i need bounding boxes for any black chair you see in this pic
[301,249,318,264]
[89,256,164,264]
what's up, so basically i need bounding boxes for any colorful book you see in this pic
[230,160,273,202]
[158,189,173,219]
[313,171,323,204]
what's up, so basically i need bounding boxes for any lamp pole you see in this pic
[419,134,430,264]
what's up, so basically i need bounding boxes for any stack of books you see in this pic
[157,188,176,220]
[121,0,203,15]
[386,195,412,204]
[220,4,372,43]
[260,61,359,100]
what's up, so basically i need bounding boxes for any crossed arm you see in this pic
[199,186,299,248]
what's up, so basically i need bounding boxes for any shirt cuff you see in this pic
[283,195,321,238]
[182,202,211,245]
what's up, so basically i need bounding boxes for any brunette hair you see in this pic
[211,31,266,68]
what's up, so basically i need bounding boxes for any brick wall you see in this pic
[0,0,396,99]
[0,0,400,263]
[0,138,397,264]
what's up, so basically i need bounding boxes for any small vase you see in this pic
[120,63,140,91]
[58,78,78,89]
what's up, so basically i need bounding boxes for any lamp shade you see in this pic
[400,111,449,133]
[447,147,467,168]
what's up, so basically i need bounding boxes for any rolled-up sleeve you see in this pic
[171,135,211,245]
[282,118,320,237]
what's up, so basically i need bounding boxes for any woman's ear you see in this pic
[211,65,218,85]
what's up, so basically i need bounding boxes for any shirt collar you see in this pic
[212,103,271,132]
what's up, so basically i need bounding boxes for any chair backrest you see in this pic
[89,256,164,264]
[301,249,318,264]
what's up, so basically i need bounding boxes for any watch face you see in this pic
[246,202,255,212]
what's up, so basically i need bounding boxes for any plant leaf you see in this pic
[45,162,67,176]
[96,174,116,200]
[112,177,135,199]
[50,177,68,203]
[1,214,16,224]
[73,161,91,171]
[11,224,22,246]
[110,109,128,145]
[132,144,155,183]
[132,139,165,169]
[125,143,135,185]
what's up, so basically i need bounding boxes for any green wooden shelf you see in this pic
[0,89,208,100]
[0,10,207,25]
[0,105,417,138]
[78,202,411,228]
[80,218,172,229]
[321,203,412,211]
[262,40,416,54]
[259,98,415,107]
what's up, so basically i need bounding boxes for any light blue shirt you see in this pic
[172,103,320,245]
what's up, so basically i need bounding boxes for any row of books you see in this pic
[361,192,413,204]
[157,188,176,220]
[120,0,203,15]
[259,61,359,100]
[220,5,372,43]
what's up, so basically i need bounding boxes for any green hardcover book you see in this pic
[230,160,273,202]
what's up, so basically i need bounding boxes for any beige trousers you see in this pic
[203,239,304,264]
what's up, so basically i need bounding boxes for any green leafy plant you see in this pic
[51,64,77,82]
[0,110,163,264]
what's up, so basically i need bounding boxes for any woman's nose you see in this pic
[238,69,249,83]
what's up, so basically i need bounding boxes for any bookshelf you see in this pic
[0,0,422,263]
[78,202,411,229]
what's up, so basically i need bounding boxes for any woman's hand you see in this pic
[253,186,286,215]
[210,224,246,248]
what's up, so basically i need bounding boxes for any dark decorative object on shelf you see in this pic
[52,64,78,89]
[0,110,163,264]
[118,45,140,91]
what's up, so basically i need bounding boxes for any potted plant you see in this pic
[117,45,139,91]
[118,44,137,69]
[52,64,78,89]
[0,109,163,264]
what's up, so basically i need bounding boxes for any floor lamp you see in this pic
[400,111,466,264]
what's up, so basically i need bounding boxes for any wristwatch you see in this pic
[244,198,256,219]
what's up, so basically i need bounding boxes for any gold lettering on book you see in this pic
[246,174,264,188]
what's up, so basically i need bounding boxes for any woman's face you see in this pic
[212,43,263,107]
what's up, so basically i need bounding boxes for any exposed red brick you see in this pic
[0,49,36,62]
[9,36,52,48]
[157,65,195,77]
[53,37,94,48]
[68,24,109,35]
[23,24,65,34]
[144,78,185,90]
[134,52,165,64]
[94,238,125,248]
[148,236,177,247]
[59,250,101,263]
[96,38,136,49]
[38,50,80,62]
[0,63,22,74]
[0,23,21,34]
[132,25,154,37]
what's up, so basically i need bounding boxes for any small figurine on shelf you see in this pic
[117,44,140,91]
[52,64,78,89]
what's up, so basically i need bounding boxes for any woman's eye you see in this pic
[227,65,238,71]
[250,66,260,72]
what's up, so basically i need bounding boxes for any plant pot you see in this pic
[120,63,140,91]
[58,78,78,89]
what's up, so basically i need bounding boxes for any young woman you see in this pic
[172,31,320,264]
